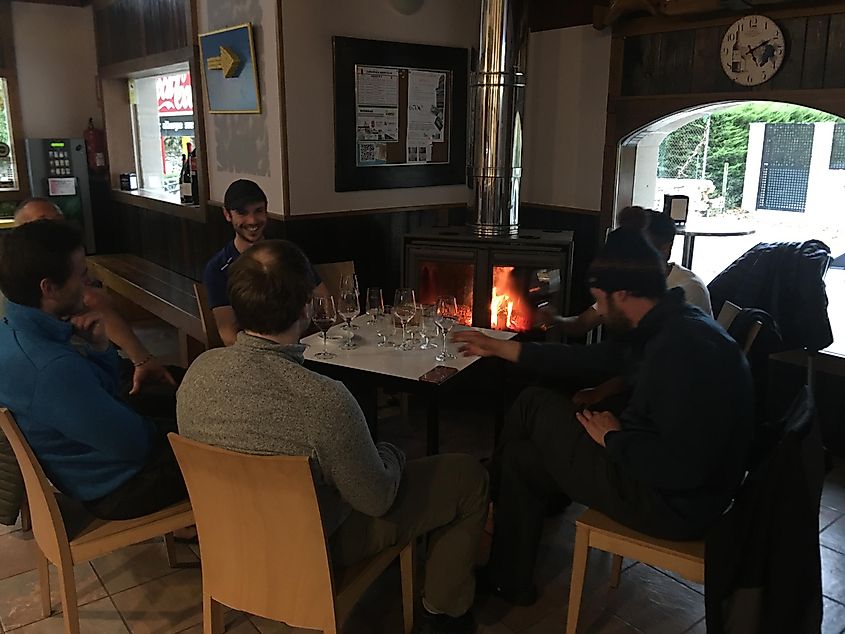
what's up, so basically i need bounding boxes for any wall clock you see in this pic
[720,15,786,86]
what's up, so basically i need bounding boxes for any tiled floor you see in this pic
[1,396,845,632]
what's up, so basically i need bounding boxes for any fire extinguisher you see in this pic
[83,118,108,173]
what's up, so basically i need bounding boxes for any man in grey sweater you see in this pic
[177,240,488,632]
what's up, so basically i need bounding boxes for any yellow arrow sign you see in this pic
[207,46,241,78]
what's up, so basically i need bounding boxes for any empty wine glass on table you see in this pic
[393,289,417,351]
[365,287,384,325]
[340,274,360,330]
[337,289,360,350]
[419,304,439,350]
[375,304,393,347]
[312,296,337,359]
[435,295,458,362]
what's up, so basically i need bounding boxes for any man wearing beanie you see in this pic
[454,220,753,605]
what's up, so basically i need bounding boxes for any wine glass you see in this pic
[340,274,360,330]
[365,287,384,325]
[419,304,439,350]
[312,296,337,359]
[393,289,417,351]
[337,289,360,350]
[375,304,393,347]
[435,295,458,362]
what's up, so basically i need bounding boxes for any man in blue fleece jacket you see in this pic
[0,220,186,520]
[454,217,754,605]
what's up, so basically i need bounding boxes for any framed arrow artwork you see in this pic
[199,23,260,114]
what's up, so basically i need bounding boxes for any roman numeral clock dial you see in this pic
[720,15,786,87]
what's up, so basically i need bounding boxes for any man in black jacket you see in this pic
[454,220,755,604]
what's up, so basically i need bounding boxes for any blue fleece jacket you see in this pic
[0,302,155,501]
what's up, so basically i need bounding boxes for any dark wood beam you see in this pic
[11,0,88,5]
[528,0,599,32]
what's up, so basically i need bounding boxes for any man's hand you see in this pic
[575,409,622,447]
[69,312,110,352]
[451,330,521,363]
[130,358,176,395]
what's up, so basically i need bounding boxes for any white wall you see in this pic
[282,0,480,215]
[11,2,101,139]
[521,25,611,212]
[197,0,286,213]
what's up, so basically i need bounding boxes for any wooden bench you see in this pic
[87,254,205,365]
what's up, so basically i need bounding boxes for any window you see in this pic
[0,78,19,191]
[129,66,195,198]
[830,123,845,170]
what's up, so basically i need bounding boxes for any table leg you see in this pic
[426,395,440,456]
[682,234,696,269]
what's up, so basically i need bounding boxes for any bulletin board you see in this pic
[333,37,468,192]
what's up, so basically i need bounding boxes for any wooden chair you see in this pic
[0,409,194,634]
[168,433,414,634]
[313,260,356,304]
[193,282,225,350]
[565,314,764,633]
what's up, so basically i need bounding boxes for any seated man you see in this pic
[10,198,176,399]
[543,206,712,338]
[203,179,328,346]
[453,221,753,604]
[179,240,488,632]
[0,220,187,520]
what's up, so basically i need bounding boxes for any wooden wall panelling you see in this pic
[824,13,845,89]
[770,17,807,91]
[691,26,736,93]
[652,30,695,95]
[803,15,830,89]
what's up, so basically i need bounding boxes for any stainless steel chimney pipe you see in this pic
[469,0,529,237]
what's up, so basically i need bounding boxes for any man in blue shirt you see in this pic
[0,221,187,520]
[203,179,328,345]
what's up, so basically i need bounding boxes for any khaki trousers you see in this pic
[330,453,489,617]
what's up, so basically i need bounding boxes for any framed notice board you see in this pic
[333,37,469,192]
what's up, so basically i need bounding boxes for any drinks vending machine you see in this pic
[25,138,96,252]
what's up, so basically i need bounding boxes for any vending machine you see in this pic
[25,138,96,253]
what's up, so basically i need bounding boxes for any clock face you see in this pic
[720,15,786,86]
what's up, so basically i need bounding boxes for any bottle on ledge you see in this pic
[179,152,191,204]
[189,145,199,205]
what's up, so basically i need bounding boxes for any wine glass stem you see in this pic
[401,322,407,347]
[442,331,447,352]
[323,332,328,355]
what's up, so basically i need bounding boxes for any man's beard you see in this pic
[604,298,633,335]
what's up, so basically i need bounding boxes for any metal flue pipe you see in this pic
[469,0,529,237]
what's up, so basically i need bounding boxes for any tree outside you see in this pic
[658,103,842,212]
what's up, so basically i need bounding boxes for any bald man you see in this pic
[7,199,175,395]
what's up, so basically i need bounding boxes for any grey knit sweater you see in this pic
[176,332,405,534]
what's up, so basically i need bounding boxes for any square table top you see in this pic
[301,316,515,383]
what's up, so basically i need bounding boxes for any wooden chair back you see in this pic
[193,282,225,350]
[313,261,355,302]
[0,409,71,568]
[168,433,338,630]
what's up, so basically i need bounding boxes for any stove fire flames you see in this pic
[491,266,531,332]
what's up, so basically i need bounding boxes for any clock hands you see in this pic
[745,38,776,66]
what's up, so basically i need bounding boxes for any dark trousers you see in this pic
[487,387,700,593]
[83,366,188,521]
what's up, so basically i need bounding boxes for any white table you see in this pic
[302,317,516,454]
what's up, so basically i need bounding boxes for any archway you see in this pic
[616,101,845,283]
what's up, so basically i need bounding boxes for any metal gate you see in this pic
[756,123,815,213]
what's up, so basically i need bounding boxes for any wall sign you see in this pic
[199,23,261,114]
[334,37,468,192]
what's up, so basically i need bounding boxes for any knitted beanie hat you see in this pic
[587,207,668,297]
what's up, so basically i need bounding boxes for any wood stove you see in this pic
[403,227,574,334]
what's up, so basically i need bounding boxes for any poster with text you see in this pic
[407,70,446,144]
[356,106,399,142]
[356,66,399,107]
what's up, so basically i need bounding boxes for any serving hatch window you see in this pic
[129,67,195,197]
[0,78,19,191]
